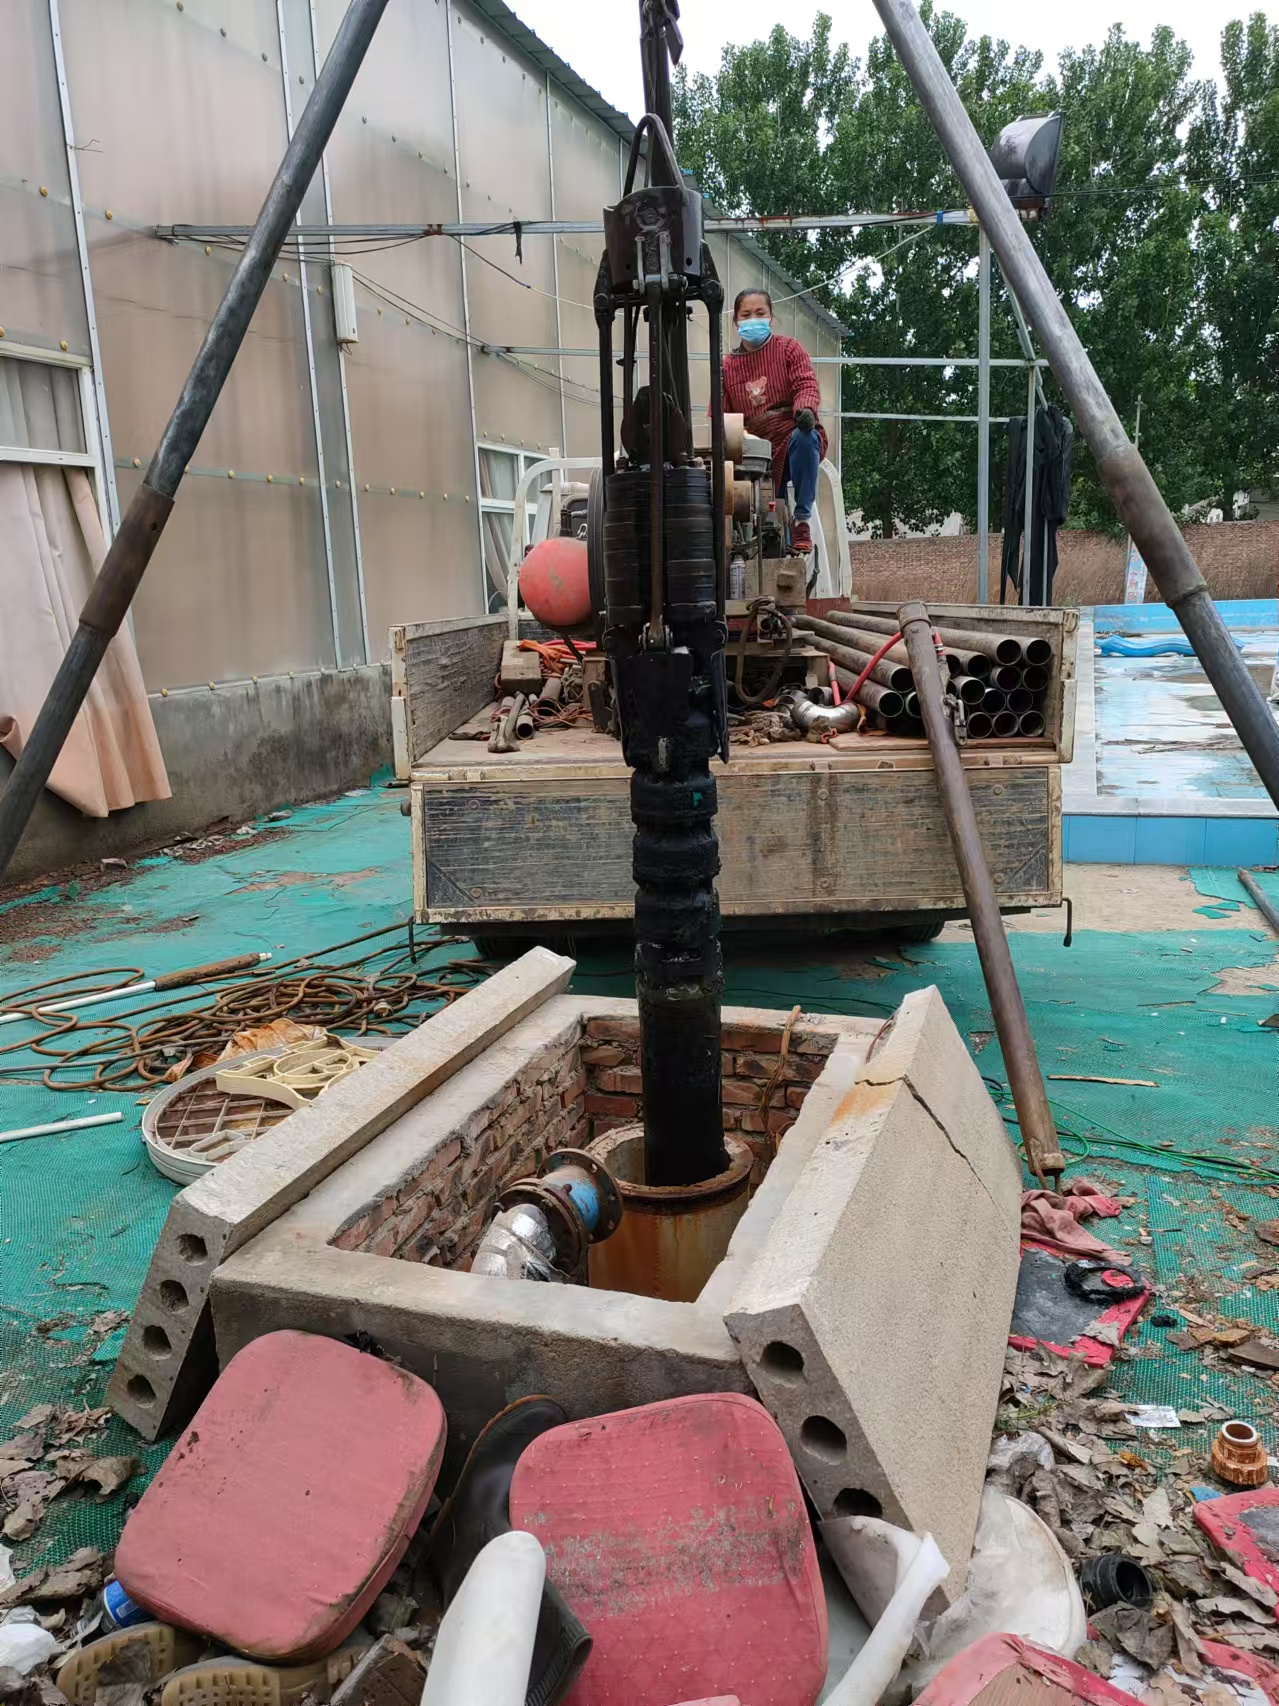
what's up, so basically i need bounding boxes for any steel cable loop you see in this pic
[0,925,486,1093]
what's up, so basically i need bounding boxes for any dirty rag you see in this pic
[1021,1178,1127,1265]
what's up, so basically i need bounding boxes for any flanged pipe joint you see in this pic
[470,1149,624,1283]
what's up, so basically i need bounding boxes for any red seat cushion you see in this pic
[509,1394,826,1706]
[115,1332,446,1662]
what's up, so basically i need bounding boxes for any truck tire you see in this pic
[889,916,946,943]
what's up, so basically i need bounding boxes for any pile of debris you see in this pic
[0,1406,137,1548]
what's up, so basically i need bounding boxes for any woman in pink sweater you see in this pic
[721,288,827,553]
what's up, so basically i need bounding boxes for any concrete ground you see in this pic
[2,787,1278,1570]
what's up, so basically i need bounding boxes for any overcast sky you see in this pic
[513,0,1273,119]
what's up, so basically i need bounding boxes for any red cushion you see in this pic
[115,1332,446,1662]
[509,1394,826,1706]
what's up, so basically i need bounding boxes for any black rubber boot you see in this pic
[424,1396,590,1706]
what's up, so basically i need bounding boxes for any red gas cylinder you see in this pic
[518,536,592,631]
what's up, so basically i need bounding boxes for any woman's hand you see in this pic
[794,408,816,433]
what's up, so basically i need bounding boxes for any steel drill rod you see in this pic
[0,0,392,884]
[826,621,941,674]
[834,620,991,682]
[831,668,904,720]
[827,609,1022,666]
[967,712,993,738]
[797,626,915,693]
[1238,868,1279,937]
[1018,711,1046,737]
[992,710,1019,737]
[899,601,1064,1181]
[873,0,1279,812]
[804,613,992,679]
[947,648,992,679]
[982,689,1006,713]
[952,674,986,705]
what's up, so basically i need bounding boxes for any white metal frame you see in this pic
[47,0,119,536]
[276,0,342,667]
[477,442,546,615]
[503,454,599,635]
[309,0,371,665]
[0,342,112,544]
[444,0,488,612]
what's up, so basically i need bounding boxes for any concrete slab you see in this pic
[207,1001,881,1472]
[108,947,575,1439]
[724,986,1022,1604]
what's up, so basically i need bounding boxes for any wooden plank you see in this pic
[392,615,506,764]
[418,763,1058,921]
[412,722,1060,782]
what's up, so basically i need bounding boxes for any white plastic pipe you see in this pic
[0,953,271,1025]
[823,1534,949,1706]
[421,1531,546,1706]
[0,1112,123,1146]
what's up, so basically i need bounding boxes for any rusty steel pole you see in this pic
[899,602,1065,1184]
[0,0,392,885]
[873,0,1279,811]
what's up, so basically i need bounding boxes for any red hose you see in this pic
[847,630,903,703]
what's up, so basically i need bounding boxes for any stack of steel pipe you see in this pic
[794,610,1053,740]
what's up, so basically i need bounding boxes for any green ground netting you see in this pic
[1,786,1276,1566]
[0,785,467,1569]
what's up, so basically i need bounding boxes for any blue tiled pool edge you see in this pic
[1063,812,1279,865]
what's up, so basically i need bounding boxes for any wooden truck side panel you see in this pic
[412,755,1060,922]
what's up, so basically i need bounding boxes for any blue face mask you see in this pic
[737,318,772,348]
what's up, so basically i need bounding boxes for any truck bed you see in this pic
[393,605,1077,932]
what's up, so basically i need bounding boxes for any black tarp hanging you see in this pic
[1000,403,1074,604]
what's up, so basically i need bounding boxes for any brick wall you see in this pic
[581,1012,842,1181]
[330,1026,587,1269]
[849,519,1279,607]
[324,1006,853,1271]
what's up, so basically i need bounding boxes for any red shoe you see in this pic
[790,519,812,553]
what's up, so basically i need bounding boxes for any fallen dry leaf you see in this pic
[1254,1220,1279,1246]
[1092,1604,1175,1670]
[0,1547,106,1608]
[71,1456,139,1500]
[1215,1562,1279,1608]
[12,1407,54,1432]
[1196,1595,1275,1626]
[2,1499,44,1542]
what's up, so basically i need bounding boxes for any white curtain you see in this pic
[0,462,171,817]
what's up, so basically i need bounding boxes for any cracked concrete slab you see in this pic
[724,986,1022,1603]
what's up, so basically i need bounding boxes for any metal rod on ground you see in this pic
[871,0,1279,812]
[1238,869,1279,937]
[977,228,991,603]
[0,952,271,1026]
[0,0,393,886]
[898,599,1065,1183]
